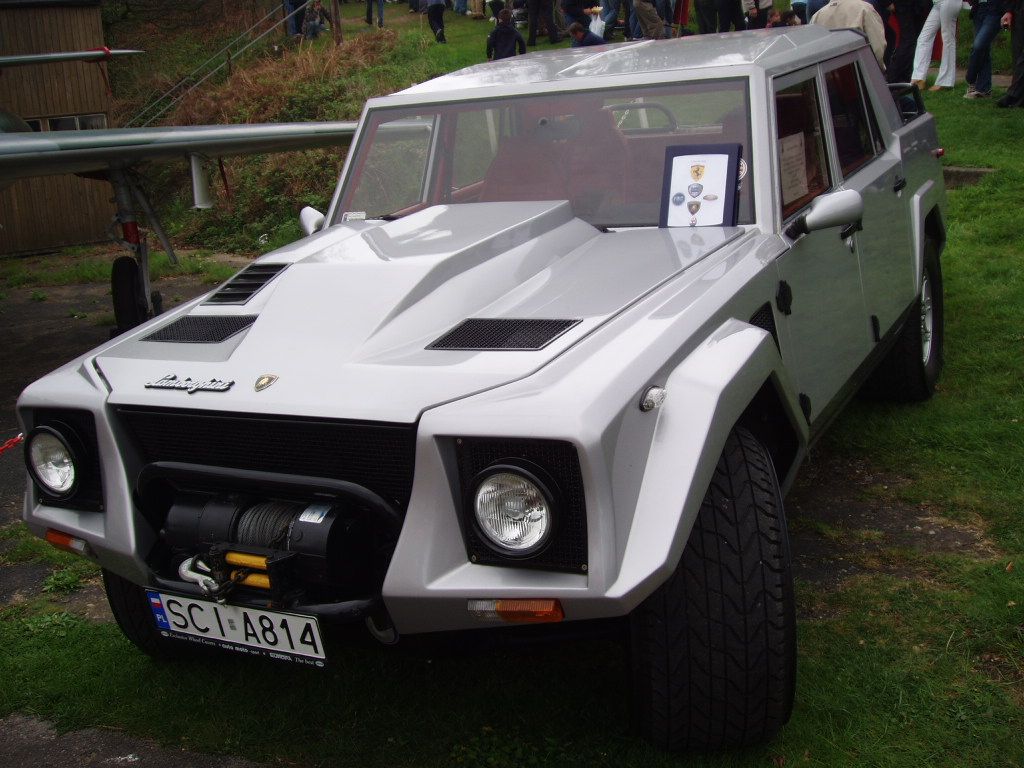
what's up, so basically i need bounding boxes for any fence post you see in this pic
[331,0,343,45]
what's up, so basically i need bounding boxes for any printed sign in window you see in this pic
[659,144,741,228]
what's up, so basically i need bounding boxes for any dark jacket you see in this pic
[571,28,605,46]
[487,23,527,59]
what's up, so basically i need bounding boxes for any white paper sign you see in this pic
[665,154,729,227]
[779,133,809,205]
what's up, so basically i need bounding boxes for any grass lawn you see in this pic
[1,18,1022,768]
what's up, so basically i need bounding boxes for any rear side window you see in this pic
[824,63,883,178]
[774,78,831,220]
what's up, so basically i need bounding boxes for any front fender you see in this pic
[606,317,805,608]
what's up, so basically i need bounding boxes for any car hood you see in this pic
[96,202,742,422]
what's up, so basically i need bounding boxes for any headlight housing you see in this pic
[473,467,554,555]
[26,426,78,498]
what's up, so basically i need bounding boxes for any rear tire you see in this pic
[102,569,193,660]
[863,241,944,401]
[630,428,796,751]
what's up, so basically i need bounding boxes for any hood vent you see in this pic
[143,315,258,344]
[205,263,288,305]
[428,318,582,351]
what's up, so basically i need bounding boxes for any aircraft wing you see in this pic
[0,48,143,67]
[0,122,358,182]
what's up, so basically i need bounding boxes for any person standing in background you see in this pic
[526,0,562,44]
[561,0,590,27]
[694,0,718,31]
[888,0,929,82]
[870,0,895,69]
[805,0,828,23]
[366,0,385,27]
[488,8,528,55]
[744,0,773,28]
[965,0,1007,97]
[997,0,1024,105]
[812,0,886,65]
[911,0,960,90]
[427,0,447,41]
[718,0,745,29]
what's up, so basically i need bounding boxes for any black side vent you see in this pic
[428,318,582,351]
[205,264,288,305]
[143,315,257,344]
[749,303,779,348]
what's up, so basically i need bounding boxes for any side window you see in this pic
[346,114,436,218]
[824,63,883,178]
[775,77,831,220]
[451,108,502,191]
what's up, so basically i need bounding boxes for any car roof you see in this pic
[399,27,866,97]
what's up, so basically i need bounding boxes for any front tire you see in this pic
[102,569,193,660]
[630,428,796,750]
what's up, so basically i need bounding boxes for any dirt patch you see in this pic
[0,714,267,768]
[787,450,998,593]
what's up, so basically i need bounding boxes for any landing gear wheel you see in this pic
[630,427,796,750]
[102,569,195,660]
[863,241,944,401]
[111,255,148,333]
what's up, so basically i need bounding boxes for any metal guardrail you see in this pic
[125,2,308,128]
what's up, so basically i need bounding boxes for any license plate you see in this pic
[147,591,325,666]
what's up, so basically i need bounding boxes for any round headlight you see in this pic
[473,470,552,554]
[27,428,77,497]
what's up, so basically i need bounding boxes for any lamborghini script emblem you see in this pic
[255,374,278,392]
[144,374,233,394]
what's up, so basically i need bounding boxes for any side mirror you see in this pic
[786,189,864,239]
[299,206,326,236]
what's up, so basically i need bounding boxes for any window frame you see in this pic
[819,58,885,181]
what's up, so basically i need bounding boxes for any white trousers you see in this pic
[911,0,960,87]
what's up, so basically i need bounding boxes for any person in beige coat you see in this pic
[811,0,887,67]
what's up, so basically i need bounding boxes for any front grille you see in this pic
[116,407,417,512]
[143,315,257,343]
[455,438,587,573]
[28,409,103,512]
[428,318,582,351]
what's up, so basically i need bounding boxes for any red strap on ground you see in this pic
[0,433,24,456]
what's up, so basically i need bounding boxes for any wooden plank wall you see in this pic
[0,4,114,254]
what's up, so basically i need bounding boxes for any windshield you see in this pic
[334,79,753,228]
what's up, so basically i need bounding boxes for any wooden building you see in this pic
[0,0,115,254]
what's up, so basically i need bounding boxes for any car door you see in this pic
[772,68,873,425]
[820,55,916,339]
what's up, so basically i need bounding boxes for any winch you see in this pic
[136,462,404,608]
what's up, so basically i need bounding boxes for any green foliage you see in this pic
[41,568,83,595]
[29,290,46,302]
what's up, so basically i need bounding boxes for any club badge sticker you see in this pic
[659,144,741,228]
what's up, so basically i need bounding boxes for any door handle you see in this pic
[893,175,907,193]
[840,220,862,241]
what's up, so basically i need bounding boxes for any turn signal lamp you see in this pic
[44,528,89,556]
[468,598,564,623]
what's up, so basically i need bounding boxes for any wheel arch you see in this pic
[606,318,807,609]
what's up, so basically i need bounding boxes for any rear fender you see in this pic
[605,318,805,609]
